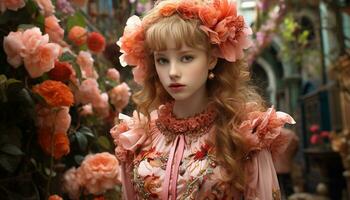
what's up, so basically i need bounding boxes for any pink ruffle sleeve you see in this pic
[110,110,157,200]
[238,104,296,199]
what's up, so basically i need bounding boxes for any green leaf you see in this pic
[0,144,24,156]
[0,155,14,172]
[76,131,88,151]
[79,126,95,138]
[6,78,21,86]
[66,11,86,32]
[44,168,56,177]
[97,136,111,150]
[59,52,76,62]
[72,62,83,82]
[74,155,85,165]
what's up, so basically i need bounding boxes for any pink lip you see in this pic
[169,83,185,92]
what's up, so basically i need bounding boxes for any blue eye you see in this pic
[156,58,168,65]
[181,55,194,63]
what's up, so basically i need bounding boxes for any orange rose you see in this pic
[38,129,70,159]
[87,32,106,53]
[32,80,74,107]
[48,61,73,82]
[68,26,87,46]
[159,3,177,17]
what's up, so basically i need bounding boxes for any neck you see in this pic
[172,92,209,119]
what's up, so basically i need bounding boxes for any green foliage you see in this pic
[279,15,310,65]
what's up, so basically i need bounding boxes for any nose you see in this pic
[169,61,180,80]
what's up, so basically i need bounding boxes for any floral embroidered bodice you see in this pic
[110,102,296,200]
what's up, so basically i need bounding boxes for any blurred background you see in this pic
[0,0,349,199]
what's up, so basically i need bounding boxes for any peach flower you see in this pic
[36,105,71,134]
[109,82,131,112]
[93,92,110,118]
[0,0,25,13]
[76,51,98,79]
[75,78,101,105]
[79,103,93,116]
[21,27,49,57]
[63,167,82,199]
[177,1,198,19]
[3,31,24,68]
[34,0,55,16]
[79,152,119,195]
[48,195,63,200]
[24,43,61,78]
[106,68,120,82]
[68,26,87,46]
[45,15,64,43]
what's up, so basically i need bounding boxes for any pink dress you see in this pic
[110,102,295,200]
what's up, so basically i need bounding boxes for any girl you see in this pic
[111,0,296,199]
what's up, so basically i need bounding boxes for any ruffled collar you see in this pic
[155,102,217,141]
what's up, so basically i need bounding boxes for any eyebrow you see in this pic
[154,50,194,56]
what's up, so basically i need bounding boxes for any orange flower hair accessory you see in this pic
[117,0,252,84]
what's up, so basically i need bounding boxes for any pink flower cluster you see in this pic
[3,27,61,78]
[45,15,64,43]
[0,0,25,13]
[309,124,330,145]
[34,0,55,16]
[118,0,252,84]
[63,152,120,198]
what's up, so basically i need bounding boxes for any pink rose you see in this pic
[109,83,131,112]
[3,31,24,68]
[76,51,98,79]
[106,68,120,82]
[45,15,64,43]
[79,152,119,195]
[132,66,146,85]
[24,43,61,78]
[310,134,320,145]
[75,78,101,105]
[93,92,110,118]
[21,27,49,56]
[62,167,82,199]
[0,0,25,12]
[79,103,93,116]
[36,105,71,134]
[34,0,55,16]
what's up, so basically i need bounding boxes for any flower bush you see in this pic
[0,0,140,199]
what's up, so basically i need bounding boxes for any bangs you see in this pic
[145,15,209,52]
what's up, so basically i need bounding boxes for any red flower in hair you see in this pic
[87,32,106,53]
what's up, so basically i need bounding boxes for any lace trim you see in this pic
[155,102,217,143]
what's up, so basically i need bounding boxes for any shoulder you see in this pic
[237,103,296,153]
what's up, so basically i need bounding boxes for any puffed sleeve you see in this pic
[238,105,296,200]
[110,110,157,200]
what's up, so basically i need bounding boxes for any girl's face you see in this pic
[154,40,217,102]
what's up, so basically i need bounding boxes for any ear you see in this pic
[208,55,218,70]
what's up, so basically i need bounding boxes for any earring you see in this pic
[208,71,215,80]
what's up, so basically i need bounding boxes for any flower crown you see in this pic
[117,0,253,84]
